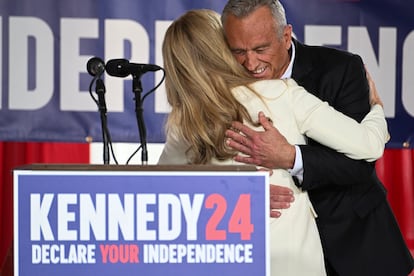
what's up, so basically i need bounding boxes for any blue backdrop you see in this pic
[0,0,412,148]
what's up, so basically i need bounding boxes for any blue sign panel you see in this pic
[13,169,269,276]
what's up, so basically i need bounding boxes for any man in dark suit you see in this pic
[222,0,414,275]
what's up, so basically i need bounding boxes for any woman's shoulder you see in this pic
[233,78,302,101]
[250,78,300,96]
[251,78,299,88]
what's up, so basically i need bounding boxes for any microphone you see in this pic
[86,56,113,164]
[105,58,161,77]
[87,57,105,77]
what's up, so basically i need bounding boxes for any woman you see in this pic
[158,9,388,276]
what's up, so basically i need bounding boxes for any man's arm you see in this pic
[299,144,375,190]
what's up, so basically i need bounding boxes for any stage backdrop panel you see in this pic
[0,0,413,148]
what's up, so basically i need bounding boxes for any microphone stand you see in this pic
[96,78,110,164]
[132,73,148,165]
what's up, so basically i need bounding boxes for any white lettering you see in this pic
[108,193,134,240]
[158,194,181,240]
[31,194,54,241]
[143,243,253,264]
[402,30,414,117]
[136,193,156,240]
[32,244,41,264]
[60,18,99,111]
[49,244,60,264]
[30,193,204,242]
[180,193,204,241]
[9,17,53,110]
[348,26,397,117]
[31,244,96,264]
[79,193,106,241]
[57,194,77,240]
[305,25,342,46]
[104,19,149,112]
[3,16,410,129]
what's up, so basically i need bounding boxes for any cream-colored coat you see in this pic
[158,79,388,276]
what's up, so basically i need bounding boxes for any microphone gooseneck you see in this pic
[86,56,118,165]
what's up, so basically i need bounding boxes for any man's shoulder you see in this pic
[294,39,359,62]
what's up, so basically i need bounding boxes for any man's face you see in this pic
[223,6,292,80]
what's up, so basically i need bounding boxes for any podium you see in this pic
[13,164,270,276]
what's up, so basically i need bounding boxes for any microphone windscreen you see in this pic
[105,59,130,77]
[87,57,105,77]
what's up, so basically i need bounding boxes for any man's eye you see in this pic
[232,50,245,55]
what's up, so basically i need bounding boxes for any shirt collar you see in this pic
[280,41,295,79]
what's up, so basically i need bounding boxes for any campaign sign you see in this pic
[13,169,269,276]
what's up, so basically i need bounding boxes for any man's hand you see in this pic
[226,111,296,217]
[225,111,295,170]
[269,184,294,218]
[366,68,383,107]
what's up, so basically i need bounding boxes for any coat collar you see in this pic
[291,38,314,83]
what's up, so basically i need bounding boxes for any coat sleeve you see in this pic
[295,54,378,190]
[290,82,388,162]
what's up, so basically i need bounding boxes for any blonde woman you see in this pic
[158,9,388,276]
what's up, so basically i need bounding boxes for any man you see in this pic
[221,0,414,275]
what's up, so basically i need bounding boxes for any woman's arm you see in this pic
[291,80,388,161]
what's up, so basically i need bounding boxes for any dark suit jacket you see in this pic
[291,39,414,275]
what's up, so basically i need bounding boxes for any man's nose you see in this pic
[244,51,258,71]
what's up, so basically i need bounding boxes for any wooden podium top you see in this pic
[14,163,257,172]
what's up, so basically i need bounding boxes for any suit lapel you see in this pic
[291,39,314,84]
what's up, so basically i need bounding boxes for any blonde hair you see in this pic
[162,9,258,164]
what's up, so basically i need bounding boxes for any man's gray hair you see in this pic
[221,0,287,38]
